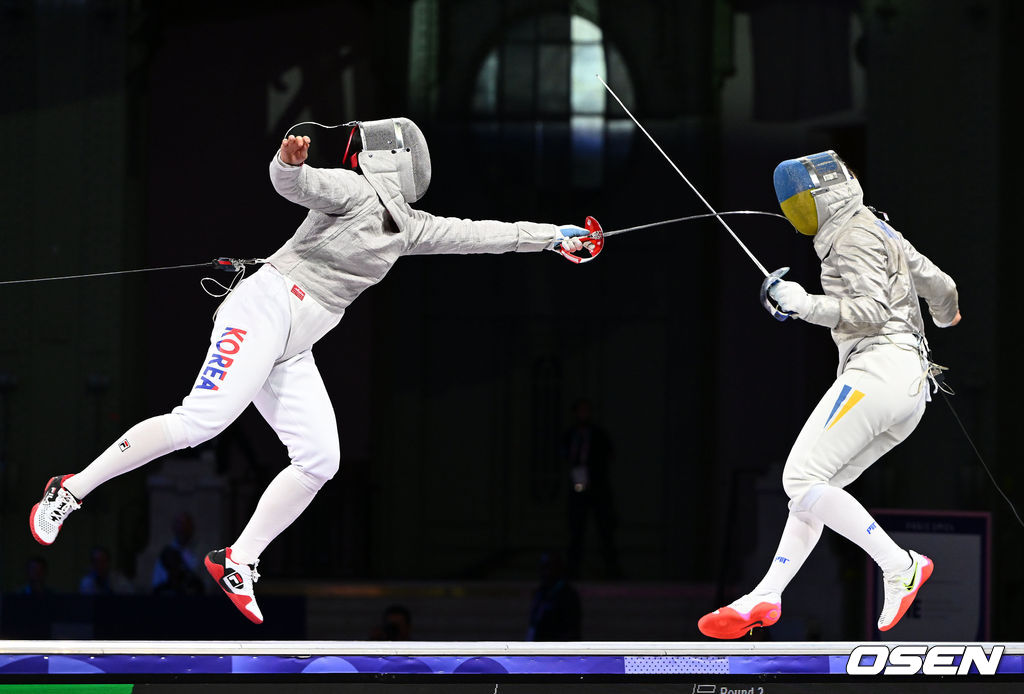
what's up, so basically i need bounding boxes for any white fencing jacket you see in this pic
[265,154,556,313]
[798,179,959,371]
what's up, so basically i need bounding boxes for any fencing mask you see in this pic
[357,117,431,203]
[773,150,854,235]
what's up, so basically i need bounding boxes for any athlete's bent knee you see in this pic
[782,455,831,505]
[167,408,234,449]
[787,482,829,514]
[298,443,340,487]
[782,467,809,502]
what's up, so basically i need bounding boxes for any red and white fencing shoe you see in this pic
[205,547,264,624]
[29,474,82,546]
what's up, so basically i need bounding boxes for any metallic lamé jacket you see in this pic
[264,154,556,313]
[800,179,959,370]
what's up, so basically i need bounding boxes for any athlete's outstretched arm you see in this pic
[400,208,588,256]
[403,208,554,255]
[269,136,363,215]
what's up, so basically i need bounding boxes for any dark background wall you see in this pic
[0,0,1020,639]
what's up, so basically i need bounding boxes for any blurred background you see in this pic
[0,0,1019,642]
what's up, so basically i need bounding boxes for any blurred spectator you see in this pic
[370,604,412,640]
[79,546,134,595]
[527,551,581,641]
[20,556,52,596]
[151,511,200,588]
[563,398,622,579]
[153,546,205,596]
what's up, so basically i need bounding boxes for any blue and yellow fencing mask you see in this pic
[773,150,854,235]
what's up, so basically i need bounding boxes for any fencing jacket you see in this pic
[265,154,556,313]
[798,179,959,372]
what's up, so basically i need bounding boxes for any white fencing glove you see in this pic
[768,279,812,317]
[553,225,588,252]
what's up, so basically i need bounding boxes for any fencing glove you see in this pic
[769,280,812,317]
[554,225,589,252]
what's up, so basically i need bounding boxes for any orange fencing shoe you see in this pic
[698,593,782,640]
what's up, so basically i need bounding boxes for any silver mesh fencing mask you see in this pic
[358,117,431,203]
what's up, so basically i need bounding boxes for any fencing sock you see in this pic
[807,484,912,574]
[229,465,322,566]
[752,510,824,597]
[64,415,184,499]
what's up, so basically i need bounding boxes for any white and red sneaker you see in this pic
[878,550,933,631]
[29,474,82,546]
[697,592,782,639]
[205,548,263,624]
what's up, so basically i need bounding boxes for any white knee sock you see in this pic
[229,465,323,565]
[64,415,184,499]
[752,510,824,596]
[807,485,911,574]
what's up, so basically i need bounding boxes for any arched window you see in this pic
[472,13,635,189]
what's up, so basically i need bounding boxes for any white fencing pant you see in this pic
[67,265,342,563]
[783,339,928,507]
[757,338,930,588]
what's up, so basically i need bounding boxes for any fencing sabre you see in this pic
[594,75,793,319]
[601,210,787,239]
[554,210,788,264]
[596,75,772,277]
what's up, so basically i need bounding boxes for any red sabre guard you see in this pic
[557,216,604,264]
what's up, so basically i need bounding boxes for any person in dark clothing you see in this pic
[370,604,412,640]
[527,551,581,641]
[153,546,205,597]
[563,399,621,579]
[79,546,134,595]
[20,556,52,596]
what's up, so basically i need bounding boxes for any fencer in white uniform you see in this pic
[699,150,960,639]
[30,118,593,623]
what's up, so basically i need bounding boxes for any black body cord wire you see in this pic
[0,257,262,286]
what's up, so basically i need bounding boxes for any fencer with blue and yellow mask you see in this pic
[702,147,960,643]
[773,150,855,236]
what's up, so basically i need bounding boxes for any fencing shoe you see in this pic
[698,592,782,639]
[30,474,82,546]
[878,549,932,631]
[205,548,264,624]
